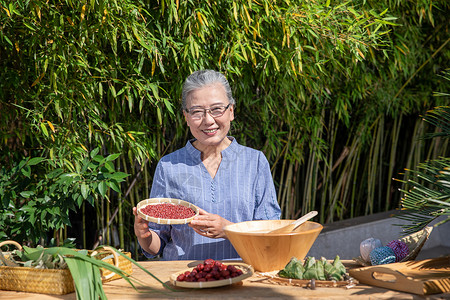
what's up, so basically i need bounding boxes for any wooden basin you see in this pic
[224,220,323,272]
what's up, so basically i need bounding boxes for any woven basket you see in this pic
[0,240,74,295]
[353,226,433,266]
[0,266,74,294]
[89,246,133,282]
[398,226,433,262]
[0,241,133,295]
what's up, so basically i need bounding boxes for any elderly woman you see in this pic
[133,69,281,260]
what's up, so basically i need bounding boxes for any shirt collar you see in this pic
[186,137,238,161]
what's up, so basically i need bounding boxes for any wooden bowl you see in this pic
[137,198,199,224]
[224,220,323,272]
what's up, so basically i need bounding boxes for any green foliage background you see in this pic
[0,0,448,257]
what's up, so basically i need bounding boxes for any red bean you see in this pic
[141,203,195,219]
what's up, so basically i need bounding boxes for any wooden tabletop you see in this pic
[1,260,449,299]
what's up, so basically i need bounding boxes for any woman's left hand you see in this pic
[189,208,233,239]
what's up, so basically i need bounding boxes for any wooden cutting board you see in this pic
[349,256,450,295]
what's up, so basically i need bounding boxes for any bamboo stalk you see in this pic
[319,163,329,224]
[54,229,58,246]
[402,119,423,201]
[318,117,333,224]
[325,111,336,223]
[343,133,363,218]
[95,197,100,247]
[302,147,314,217]
[106,189,110,245]
[414,121,425,168]
[119,196,124,249]
[278,155,287,214]
[117,157,124,250]
[338,161,352,220]
[377,115,385,212]
[101,194,104,245]
[442,138,449,157]
[309,156,320,215]
[82,202,86,249]
[386,114,402,210]
[425,124,446,161]
[144,160,149,199]
[277,127,291,216]
[64,225,67,244]
[293,161,303,219]
[350,147,362,218]
[366,119,378,215]
[328,158,349,222]
[285,162,294,219]
[309,111,325,216]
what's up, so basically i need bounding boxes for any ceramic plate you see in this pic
[170,262,254,288]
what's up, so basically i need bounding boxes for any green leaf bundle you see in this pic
[277,257,305,279]
[278,255,346,281]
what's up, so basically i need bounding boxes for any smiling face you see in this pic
[183,83,234,151]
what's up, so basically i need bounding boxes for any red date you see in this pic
[176,259,244,282]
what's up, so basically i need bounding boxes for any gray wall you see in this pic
[307,214,450,260]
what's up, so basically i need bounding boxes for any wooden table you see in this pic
[1,260,449,299]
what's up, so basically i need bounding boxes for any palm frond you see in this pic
[421,106,450,139]
[395,104,450,234]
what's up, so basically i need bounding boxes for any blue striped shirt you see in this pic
[143,137,281,260]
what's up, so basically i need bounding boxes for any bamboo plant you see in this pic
[0,0,448,253]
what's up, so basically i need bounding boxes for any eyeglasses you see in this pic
[185,103,231,120]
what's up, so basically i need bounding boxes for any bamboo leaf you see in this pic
[40,122,49,137]
[81,183,88,199]
[105,153,121,162]
[28,157,45,166]
[96,181,106,197]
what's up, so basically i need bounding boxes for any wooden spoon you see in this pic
[268,211,318,234]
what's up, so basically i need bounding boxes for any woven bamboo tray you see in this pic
[353,226,433,266]
[252,268,358,289]
[137,198,200,224]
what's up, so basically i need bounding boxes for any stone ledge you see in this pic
[320,210,404,233]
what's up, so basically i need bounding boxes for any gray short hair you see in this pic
[182,69,235,110]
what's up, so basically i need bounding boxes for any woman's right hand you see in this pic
[133,207,151,239]
[133,207,161,255]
